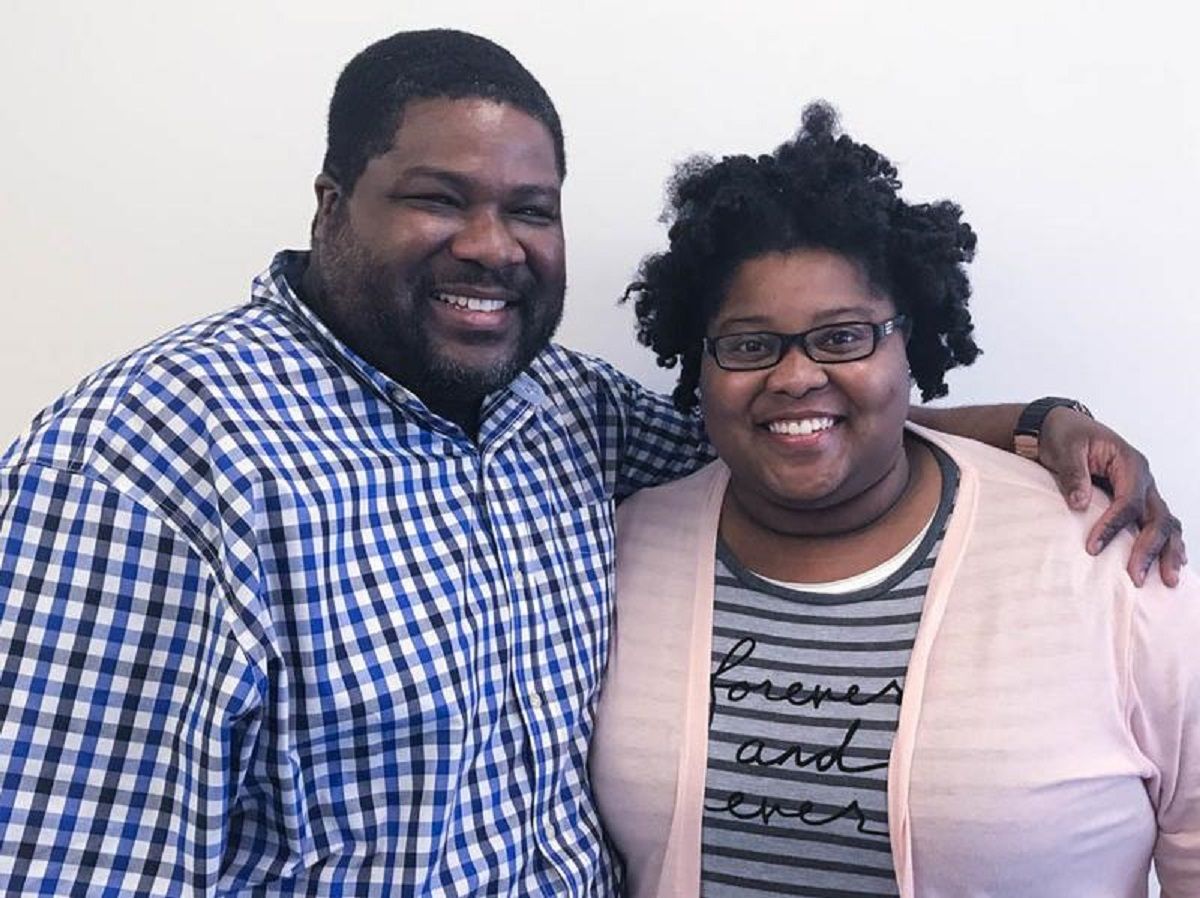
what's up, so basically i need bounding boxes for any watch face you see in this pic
[1040,397,1091,419]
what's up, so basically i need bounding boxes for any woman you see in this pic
[589,103,1199,897]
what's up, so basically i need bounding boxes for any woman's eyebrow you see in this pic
[715,305,882,331]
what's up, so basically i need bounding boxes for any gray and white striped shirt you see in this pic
[701,447,958,897]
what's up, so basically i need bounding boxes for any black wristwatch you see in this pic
[1013,396,1093,460]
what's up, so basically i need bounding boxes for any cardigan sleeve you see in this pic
[1125,566,1200,895]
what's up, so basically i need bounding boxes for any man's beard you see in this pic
[310,216,564,411]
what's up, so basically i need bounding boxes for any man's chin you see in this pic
[404,313,557,408]
[420,353,525,402]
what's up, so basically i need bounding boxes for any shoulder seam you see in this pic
[1,458,263,678]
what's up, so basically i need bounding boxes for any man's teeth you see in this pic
[436,293,508,312]
[767,417,836,436]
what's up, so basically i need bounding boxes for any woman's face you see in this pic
[699,248,911,516]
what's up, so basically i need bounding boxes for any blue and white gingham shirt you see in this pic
[0,251,706,896]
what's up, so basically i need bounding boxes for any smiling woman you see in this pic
[702,250,917,555]
[589,102,1200,898]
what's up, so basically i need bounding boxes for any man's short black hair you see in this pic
[322,29,565,191]
[625,101,980,411]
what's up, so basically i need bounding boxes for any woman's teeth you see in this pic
[436,293,508,312]
[767,417,836,436]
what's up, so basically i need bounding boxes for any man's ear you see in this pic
[311,173,342,238]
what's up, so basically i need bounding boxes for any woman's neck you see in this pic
[720,436,943,583]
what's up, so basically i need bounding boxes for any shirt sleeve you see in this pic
[603,364,713,501]
[0,462,262,896]
[1126,567,1200,895]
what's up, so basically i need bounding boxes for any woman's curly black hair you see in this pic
[624,101,981,411]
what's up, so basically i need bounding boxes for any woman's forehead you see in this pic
[716,249,894,325]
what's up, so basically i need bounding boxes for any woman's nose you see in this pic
[763,343,830,395]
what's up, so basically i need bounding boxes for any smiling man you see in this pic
[303,95,568,434]
[0,28,1186,898]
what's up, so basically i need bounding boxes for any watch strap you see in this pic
[1013,396,1093,460]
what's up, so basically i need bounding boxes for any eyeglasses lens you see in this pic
[714,323,880,369]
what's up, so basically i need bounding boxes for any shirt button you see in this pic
[389,384,408,403]
[530,692,545,707]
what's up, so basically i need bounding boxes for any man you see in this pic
[0,29,1185,897]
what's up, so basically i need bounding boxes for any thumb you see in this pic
[1049,447,1094,511]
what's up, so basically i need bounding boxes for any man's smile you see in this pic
[434,292,511,313]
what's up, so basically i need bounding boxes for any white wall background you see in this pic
[0,1,1194,891]
[2,1,1198,539]
[3,2,1197,542]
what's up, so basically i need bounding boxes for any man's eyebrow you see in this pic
[396,167,560,196]
[395,167,470,189]
[509,184,561,202]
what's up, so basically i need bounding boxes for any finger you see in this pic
[1156,519,1187,588]
[1125,514,1170,587]
[1085,441,1151,555]
[1086,494,1142,557]
[1051,451,1094,511]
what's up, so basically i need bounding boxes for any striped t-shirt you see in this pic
[701,447,958,897]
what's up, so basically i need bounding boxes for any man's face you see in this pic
[308,97,566,411]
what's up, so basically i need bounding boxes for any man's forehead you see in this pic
[382,96,562,183]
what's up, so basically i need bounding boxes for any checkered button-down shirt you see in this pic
[0,251,707,896]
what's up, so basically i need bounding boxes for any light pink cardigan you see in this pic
[589,427,1200,897]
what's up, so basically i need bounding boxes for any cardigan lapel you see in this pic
[885,425,979,898]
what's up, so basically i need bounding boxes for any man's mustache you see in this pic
[412,266,532,299]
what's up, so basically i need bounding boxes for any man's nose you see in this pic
[763,343,830,395]
[450,208,526,269]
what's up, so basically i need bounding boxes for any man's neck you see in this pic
[426,395,483,441]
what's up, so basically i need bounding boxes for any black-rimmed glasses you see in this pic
[703,315,909,371]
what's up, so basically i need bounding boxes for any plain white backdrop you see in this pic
[2,2,1197,539]
[1,2,1195,891]
[2,2,1197,542]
